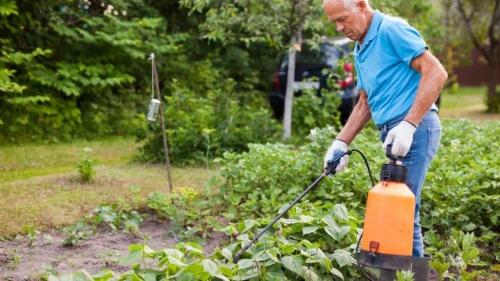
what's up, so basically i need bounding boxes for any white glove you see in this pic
[323,139,349,172]
[383,121,417,157]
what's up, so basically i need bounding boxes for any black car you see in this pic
[269,37,358,125]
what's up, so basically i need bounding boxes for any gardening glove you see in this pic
[382,120,417,157]
[323,139,349,172]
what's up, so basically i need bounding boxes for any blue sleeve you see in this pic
[385,19,428,65]
[355,59,364,90]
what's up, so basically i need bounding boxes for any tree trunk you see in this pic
[486,52,499,113]
[283,36,298,139]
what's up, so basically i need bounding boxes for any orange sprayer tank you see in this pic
[359,150,416,270]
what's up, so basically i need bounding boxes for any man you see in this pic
[322,0,447,262]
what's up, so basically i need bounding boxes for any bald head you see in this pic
[323,0,373,42]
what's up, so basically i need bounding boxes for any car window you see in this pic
[280,43,344,70]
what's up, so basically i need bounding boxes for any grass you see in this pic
[440,85,500,121]
[0,138,218,238]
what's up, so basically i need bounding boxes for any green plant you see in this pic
[62,221,93,247]
[137,79,281,165]
[426,229,488,280]
[396,270,415,281]
[91,204,143,234]
[22,224,40,246]
[50,203,363,280]
[147,187,205,238]
[77,148,96,182]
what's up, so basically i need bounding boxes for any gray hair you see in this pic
[343,0,369,10]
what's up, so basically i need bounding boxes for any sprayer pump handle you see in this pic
[385,144,404,162]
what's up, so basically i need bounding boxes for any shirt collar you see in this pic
[354,10,383,55]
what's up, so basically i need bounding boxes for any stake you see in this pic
[151,54,173,192]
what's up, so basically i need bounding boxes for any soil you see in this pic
[0,217,227,281]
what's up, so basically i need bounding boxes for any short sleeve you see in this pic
[355,59,365,90]
[385,19,428,65]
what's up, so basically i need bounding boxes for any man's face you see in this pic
[323,0,369,42]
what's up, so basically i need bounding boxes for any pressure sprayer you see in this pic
[233,146,424,281]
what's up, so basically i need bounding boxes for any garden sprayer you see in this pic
[233,145,431,281]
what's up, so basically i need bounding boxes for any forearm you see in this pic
[337,91,371,144]
[405,55,448,125]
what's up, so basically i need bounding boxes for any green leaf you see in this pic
[237,258,254,270]
[221,248,233,261]
[333,204,349,221]
[0,0,17,16]
[302,226,319,235]
[202,259,218,276]
[281,255,304,277]
[332,249,356,268]
[324,224,350,241]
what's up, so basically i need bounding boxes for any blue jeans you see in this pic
[378,111,441,257]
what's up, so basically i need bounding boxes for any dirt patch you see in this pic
[0,217,227,280]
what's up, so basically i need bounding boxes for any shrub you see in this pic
[136,79,281,164]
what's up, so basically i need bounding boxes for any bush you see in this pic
[292,70,343,138]
[136,79,281,164]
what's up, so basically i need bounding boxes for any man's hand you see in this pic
[383,121,417,157]
[324,139,349,172]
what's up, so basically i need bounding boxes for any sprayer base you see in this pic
[359,250,412,271]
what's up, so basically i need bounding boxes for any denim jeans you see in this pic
[378,111,441,257]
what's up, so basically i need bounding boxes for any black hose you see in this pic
[349,148,376,186]
[349,149,376,281]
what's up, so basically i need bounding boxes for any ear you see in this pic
[357,0,367,10]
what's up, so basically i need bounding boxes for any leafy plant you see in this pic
[62,221,93,247]
[22,224,40,246]
[77,147,96,182]
[396,270,415,281]
[91,204,143,234]
[137,79,281,164]
[147,187,207,238]
[50,203,363,280]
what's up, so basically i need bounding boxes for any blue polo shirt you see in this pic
[354,11,435,126]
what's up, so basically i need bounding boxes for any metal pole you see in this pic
[151,55,173,192]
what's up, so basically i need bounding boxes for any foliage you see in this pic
[395,270,415,281]
[148,187,202,235]
[180,0,333,49]
[0,1,204,142]
[216,119,498,278]
[77,148,96,182]
[426,229,486,281]
[50,118,498,280]
[216,125,381,219]
[92,204,143,234]
[63,204,143,246]
[292,72,342,137]
[136,79,281,164]
[62,221,93,247]
[49,203,363,280]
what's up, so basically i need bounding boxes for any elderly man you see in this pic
[322,0,447,277]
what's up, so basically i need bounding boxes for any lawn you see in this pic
[0,138,217,238]
[440,85,500,121]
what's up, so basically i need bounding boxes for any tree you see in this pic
[0,0,185,141]
[181,0,333,139]
[454,0,500,113]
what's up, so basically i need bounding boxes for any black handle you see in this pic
[324,150,349,176]
[385,144,404,161]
